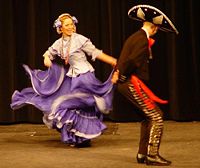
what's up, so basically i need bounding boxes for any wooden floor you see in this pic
[0,121,200,168]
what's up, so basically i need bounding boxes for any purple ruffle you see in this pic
[22,64,66,96]
[11,63,114,144]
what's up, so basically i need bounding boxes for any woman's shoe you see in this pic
[75,140,91,148]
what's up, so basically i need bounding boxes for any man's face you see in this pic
[150,25,158,36]
[154,27,159,35]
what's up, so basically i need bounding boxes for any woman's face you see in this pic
[61,18,75,36]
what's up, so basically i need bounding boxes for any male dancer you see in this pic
[112,4,178,166]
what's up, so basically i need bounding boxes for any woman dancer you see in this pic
[11,13,117,147]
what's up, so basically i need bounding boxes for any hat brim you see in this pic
[128,4,179,34]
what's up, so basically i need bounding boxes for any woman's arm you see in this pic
[81,37,117,67]
[42,39,61,67]
[96,52,117,68]
[43,51,52,67]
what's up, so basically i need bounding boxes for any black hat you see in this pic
[128,4,179,34]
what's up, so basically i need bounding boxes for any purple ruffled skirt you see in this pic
[11,63,114,144]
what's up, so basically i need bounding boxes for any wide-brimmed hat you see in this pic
[128,4,179,34]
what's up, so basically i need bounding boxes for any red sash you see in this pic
[130,75,168,107]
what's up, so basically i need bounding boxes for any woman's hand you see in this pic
[44,55,52,67]
[111,70,119,84]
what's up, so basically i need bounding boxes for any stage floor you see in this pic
[0,121,200,168]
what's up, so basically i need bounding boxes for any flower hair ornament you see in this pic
[53,13,78,29]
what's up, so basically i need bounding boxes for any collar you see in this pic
[141,27,149,39]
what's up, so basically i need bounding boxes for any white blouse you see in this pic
[46,33,102,77]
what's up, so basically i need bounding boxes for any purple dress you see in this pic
[11,33,114,145]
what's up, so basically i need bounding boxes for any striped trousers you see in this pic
[117,75,167,156]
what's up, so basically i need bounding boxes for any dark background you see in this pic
[0,0,199,124]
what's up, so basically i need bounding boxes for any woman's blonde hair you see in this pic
[53,13,78,34]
